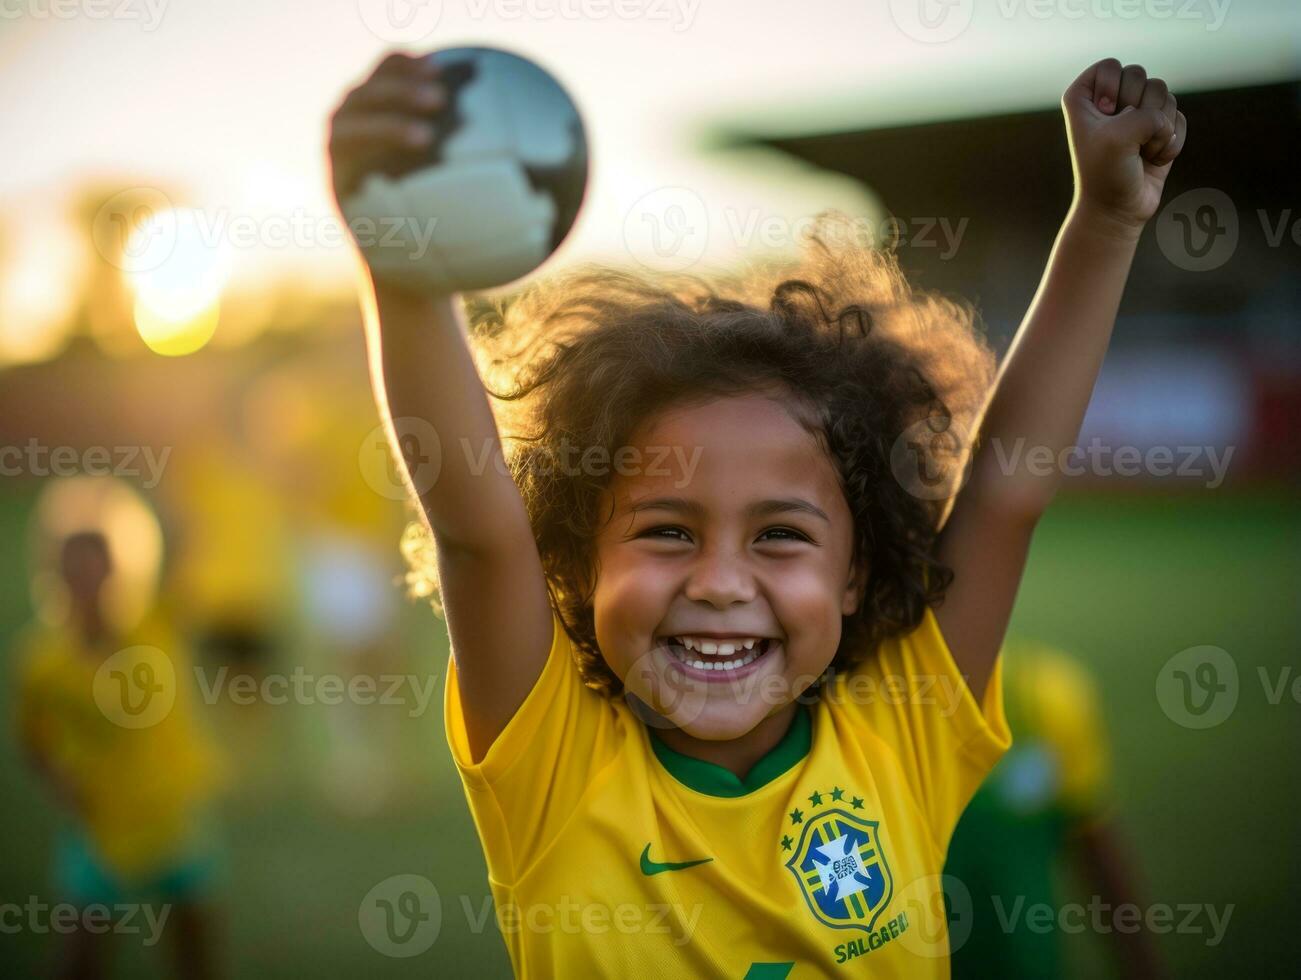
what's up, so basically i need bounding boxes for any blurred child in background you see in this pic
[14,526,226,980]
[945,641,1164,979]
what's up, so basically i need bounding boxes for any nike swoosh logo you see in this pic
[639,843,713,876]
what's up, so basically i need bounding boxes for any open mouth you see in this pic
[658,636,777,674]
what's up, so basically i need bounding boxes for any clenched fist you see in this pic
[1062,58,1188,233]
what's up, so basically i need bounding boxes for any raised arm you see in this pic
[934,59,1188,701]
[329,53,554,761]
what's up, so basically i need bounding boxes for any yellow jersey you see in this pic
[14,611,225,877]
[444,604,1010,977]
[166,439,292,626]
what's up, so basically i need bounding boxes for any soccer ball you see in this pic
[341,46,588,294]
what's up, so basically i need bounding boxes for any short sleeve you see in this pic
[443,607,620,883]
[837,605,1012,854]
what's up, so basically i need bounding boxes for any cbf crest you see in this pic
[781,791,894,933]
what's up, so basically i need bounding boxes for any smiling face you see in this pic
[591,389,866,740]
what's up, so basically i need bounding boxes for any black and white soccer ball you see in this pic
[341,46,588,293]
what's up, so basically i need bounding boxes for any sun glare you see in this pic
[124,207,229,355]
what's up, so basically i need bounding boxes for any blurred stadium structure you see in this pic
[712,78,1301,486]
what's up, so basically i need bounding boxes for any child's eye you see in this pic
[638,526,810,544]
[641,526,690,542]
[760,527,810,543]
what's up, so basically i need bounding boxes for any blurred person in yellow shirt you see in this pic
[293,394,406,814]
[944,640,1163,979]
[14,529,226,980]
[252,359,408,814]
[163,427,292,675]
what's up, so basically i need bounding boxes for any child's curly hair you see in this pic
[400,212,997,695]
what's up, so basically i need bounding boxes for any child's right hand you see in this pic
[327,52,446,236]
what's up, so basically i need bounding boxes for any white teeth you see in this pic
[663,636,776,673]
[675,643,766,672]
[674,636,764,654]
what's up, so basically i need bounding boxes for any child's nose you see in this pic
[682,550,758,607]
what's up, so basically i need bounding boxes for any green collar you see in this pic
[647,704,812,798]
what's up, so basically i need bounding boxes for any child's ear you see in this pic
[841,557,869,617]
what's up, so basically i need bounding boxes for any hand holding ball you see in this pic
[329,47,588,294]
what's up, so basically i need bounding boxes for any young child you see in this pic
[328,54,1185,975]
[15,529,225,980]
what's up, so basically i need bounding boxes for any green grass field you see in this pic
[0,488,1296,978]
